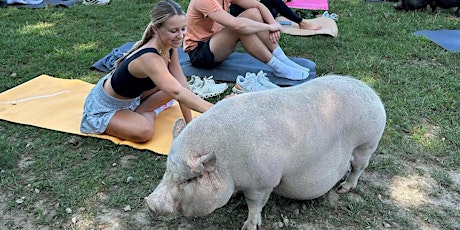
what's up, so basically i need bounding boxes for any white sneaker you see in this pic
[232,73,269,94]
[195,76,228,99]
[83,0,110,5]
[187,75,204,94]
[25,0,42,4]
[255,70,279,89]
[189,75,228,98]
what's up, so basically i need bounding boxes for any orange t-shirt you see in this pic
[184,0,240,52]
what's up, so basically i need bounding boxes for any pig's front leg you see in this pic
[242,189,272,230]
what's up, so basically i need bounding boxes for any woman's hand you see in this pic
[268,22,282,32]
[268,22,282,43]
[268,31,280,44]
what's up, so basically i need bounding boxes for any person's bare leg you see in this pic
[137,89,172,114]
[249,25,310,72]
[211,27,308,80]
[239,9,310,79]
[105,110,156,142]
[210,9,308,80]
[105,90,172,142]
[299,19,322,30]
[240,12,310,73]
[208,28,241,62]
[209,8,275,63]
[211,27,303,79]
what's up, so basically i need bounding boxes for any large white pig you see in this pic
[145,75,386,230]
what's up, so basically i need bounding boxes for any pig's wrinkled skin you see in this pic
[145,75,386,230]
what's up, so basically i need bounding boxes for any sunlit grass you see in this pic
[0,0,459,229]
[19,22,55,36]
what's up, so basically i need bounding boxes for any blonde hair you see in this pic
[114,0,185,67]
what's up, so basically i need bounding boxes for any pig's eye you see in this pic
[183,175,202,184]
[185,176,198,183]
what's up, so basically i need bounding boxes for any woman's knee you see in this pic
[132,115,156,142]
[109,115,155,142]
[132,127,155,142]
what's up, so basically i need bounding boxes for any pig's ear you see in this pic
[172,118,186,139]
[198,151,216,172]
[188,152,216,173]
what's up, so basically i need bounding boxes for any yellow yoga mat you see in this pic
[0,75,200,155]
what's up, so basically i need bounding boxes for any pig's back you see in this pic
[175,75,385,197]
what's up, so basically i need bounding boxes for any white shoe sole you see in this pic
[82,0,110,5]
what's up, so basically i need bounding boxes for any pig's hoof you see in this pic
[336,182,353,193]
[172,118,186,138]
[242,220,263,230]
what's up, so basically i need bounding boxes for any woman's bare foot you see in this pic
[299,19,322,30]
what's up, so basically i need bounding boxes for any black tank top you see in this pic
[110,48,162,98]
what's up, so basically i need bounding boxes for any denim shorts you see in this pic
[80,73,141,134]
[187,40,221,68]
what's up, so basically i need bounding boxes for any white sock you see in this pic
[272,46,310,72]
[26,0,43,4]
[267,56,309,80]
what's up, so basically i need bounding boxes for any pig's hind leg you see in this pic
[336,142,377,193]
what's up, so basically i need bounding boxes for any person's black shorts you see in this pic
[187,41,221,68]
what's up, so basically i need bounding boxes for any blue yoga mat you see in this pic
[91,42,316,86]
[413,29,460,52]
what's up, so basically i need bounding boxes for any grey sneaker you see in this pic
[232,73,269,94]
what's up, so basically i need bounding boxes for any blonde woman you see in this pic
[81,0,213,142]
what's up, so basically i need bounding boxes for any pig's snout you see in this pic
[145,185,181,220]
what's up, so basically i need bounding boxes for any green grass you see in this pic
[1,0,460,229]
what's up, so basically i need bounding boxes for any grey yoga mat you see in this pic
[90,42,316,86]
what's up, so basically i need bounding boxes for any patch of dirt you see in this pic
[361,161,460,229]
[2,157,459,229]
[389,174,434,207]
[118,154,139,168]
[0,188,43,230]
[0,187,154,230]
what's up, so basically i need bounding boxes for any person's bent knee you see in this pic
[131,127,155,143]
[126,119,155,142]
[240,8,263,21]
